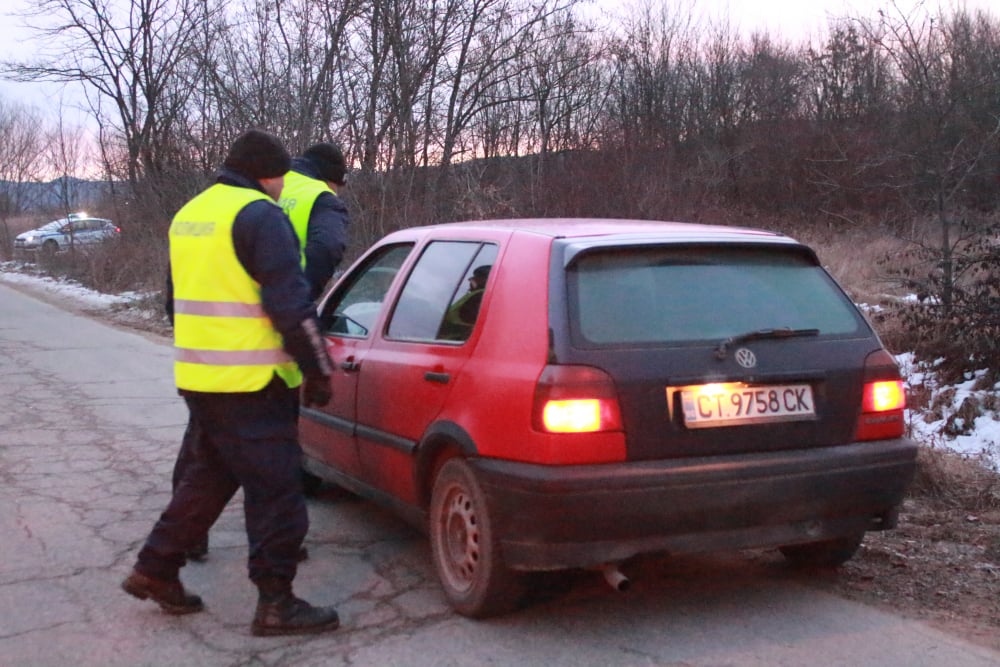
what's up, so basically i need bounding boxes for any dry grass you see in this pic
[789,222,914,304]
[911,446,1000,511]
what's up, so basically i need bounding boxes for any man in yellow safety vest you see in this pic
[172,141,350,562]
[122,129,341,637]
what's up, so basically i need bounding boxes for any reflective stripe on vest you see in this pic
[170,184,302,393]
[173,299,267,318]
[278,170,335,266]
[175,347,292,365]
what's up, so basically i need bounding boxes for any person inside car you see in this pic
[438,264,491,341]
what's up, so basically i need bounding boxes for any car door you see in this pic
[299,243,414,480]
[81,220,105,244]
[58,222,74,247]
[355,240,499,504]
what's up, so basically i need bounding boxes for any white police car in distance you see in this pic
[14,212,120,256]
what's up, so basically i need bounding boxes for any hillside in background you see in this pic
[0,177,111,215]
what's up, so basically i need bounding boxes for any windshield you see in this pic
[567,246,865,346]
[34,220,67,233]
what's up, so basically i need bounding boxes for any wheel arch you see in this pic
[415,420,478,508]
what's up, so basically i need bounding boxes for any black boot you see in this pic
[251,578,340,637]
[122,569,204,615]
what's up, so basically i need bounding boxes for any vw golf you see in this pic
[299,218,917,617]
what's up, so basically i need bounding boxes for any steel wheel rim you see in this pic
[439,485,480,592]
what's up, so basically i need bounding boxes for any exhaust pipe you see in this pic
[600,563,630,592]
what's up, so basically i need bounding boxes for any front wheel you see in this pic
[779,532,864,568]
[429,458,522,618]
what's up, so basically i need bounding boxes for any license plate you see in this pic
[678,382,815,428]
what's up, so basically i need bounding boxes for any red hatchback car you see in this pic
[299,218,917,617]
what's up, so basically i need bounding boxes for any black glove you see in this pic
[302,374,332,407]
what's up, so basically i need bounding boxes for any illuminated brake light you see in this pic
[533,365,623,434]
[864,380,905,412]
[543,399,602,432]
[856,350,906,441]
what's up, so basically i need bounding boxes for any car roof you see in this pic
[35,215,112,228]
[389,218,800,246]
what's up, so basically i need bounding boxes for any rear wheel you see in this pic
[779,532,864,568]
[429,458,522,618]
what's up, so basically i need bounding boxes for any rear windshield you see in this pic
[567,246,865,346]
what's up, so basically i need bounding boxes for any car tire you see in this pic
[779,532,864,568]
[42,239,59,257]
[429,458,522,618]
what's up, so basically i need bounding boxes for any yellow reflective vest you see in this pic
[278,170,335,267]
[170,183,302,392]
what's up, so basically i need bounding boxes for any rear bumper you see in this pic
[471,438,917,571]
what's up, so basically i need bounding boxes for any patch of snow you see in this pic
[0,261,141,309]
[898,351,1000,471]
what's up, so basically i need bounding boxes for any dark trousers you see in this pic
[171,419,212,551]
[136,379,307,584]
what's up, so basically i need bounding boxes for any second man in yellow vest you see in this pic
[279,142,351,301]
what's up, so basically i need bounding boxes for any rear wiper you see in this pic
[715,327,820,360]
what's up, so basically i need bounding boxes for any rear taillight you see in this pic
[855,350,906,441]
[532,365,623,433]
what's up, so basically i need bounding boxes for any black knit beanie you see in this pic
[223,129,291,180]
[303,142,348,186]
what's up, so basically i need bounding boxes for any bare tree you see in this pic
[4,0,220,199]
[521,14,604,157]
[857,3,1000,312]
[199,0,359,150]
[0,97,47,257]
[606,2,698,151]
[0,98,46,216]
[427,0,577,208]
[806,23,893,124]
[45,110,89,218]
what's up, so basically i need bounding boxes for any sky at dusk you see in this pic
[1,0,997,117]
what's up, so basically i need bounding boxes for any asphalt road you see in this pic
[2,279,999,667]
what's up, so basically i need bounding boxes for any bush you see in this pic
[877,217,1000,384]
[36,235,166,295]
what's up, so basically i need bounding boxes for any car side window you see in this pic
[319,243,413,337]
[437,245,498,341]
[387,241,497,342]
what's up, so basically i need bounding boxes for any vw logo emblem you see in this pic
[735,348,757,368]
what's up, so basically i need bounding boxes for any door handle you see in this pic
[340,359,360,372]
[424,371,450,384]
